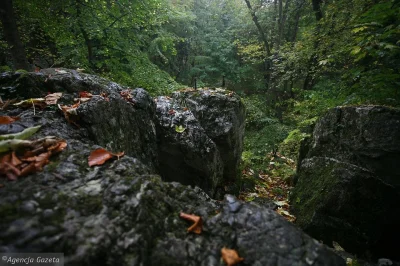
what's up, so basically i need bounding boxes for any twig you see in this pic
[31,98,36,115]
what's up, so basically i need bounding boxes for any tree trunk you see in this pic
[243,0,272,89]
[289,0,305,42]
[312,0,323,22]
[0,0,31,71]
[276,0,283,48]
[76,0,94,66]
[280,0,291,43]
[303,0,324,90]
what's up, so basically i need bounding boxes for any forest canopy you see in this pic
[1,0,399,107]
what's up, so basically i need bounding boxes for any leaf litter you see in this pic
[239,151,297,222]
[0,137,67,181]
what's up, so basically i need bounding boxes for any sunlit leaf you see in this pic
[175,125,186,133]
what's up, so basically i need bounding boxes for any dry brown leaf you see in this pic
[59,102,80,126]
[0,99,13,110]
[34,151,51,170]
[10,152,22,166]
[45,92,63,105]
[48,141,67,153]
[120,90,135,103]
[0,116,20,125]
[179,212,203,234]
[0,153,11,164]
[88,148,124,167]
[100,92,109,101]
[3,161,21,177]
[74,97,91,103]
[79,91,93,98]
[221,247,244,266]
[0,138,67,180]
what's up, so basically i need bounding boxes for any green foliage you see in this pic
[0,66,12,72]
[241,94,293,171]
[9,0,181,95]
[278,129,309,161]
[243,95,276,130]
[270,161,296,183]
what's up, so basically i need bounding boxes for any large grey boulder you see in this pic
[172,88,245,182]
[0,68,159,171]
[0,68,123,98]
[0,107,344,266]
[0,70,345,265]
[155,96,224,196]
[291,106,400,261]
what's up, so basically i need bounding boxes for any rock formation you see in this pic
[291,106,400,261]
[0,69,345,265]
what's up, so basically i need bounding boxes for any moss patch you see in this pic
[290,158,341,227]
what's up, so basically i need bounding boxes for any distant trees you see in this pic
[0,0,31,70]
[0,0,398,106]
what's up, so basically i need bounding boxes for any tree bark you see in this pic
[0,0,31,71]
[280,0,291,43]
[76,0,94,66]
[277,0,283,47]
[312,0,323,21]
[244,0,272,89]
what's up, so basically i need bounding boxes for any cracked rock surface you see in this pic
[0,69,344,265]
[291,106,400,261]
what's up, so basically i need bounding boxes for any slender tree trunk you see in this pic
[289,0,305,42]
[0,0,31,71]
[280,0,291,43]
[244,0,272,89]
[303,0,324,90]
[76,0,94,66]
[276,0,283,48]
[312,0,323,22]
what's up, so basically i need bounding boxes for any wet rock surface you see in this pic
[173,88,245,182]
[291,106,400,261]
[155,96,223,196]
[0,69,345,265]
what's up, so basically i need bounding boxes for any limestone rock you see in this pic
[155,96,223,196]
[0,69,344,265]
[291,106,400,260]
[172,88,245,181]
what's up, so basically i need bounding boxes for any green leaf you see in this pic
[175,125,186,133]
[0,125,41,141]
[351,46,362,55]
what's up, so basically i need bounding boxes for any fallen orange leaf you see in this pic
[0,138,67,180]
[120,90,135,103]
[59,102,80,126]
[79,91,93,98]
[0,116,20,124]
[179,212,203,234]
[221,247,244,266]
[20,162,36,177]
[88,148,124,167]
[10,152,22,166]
